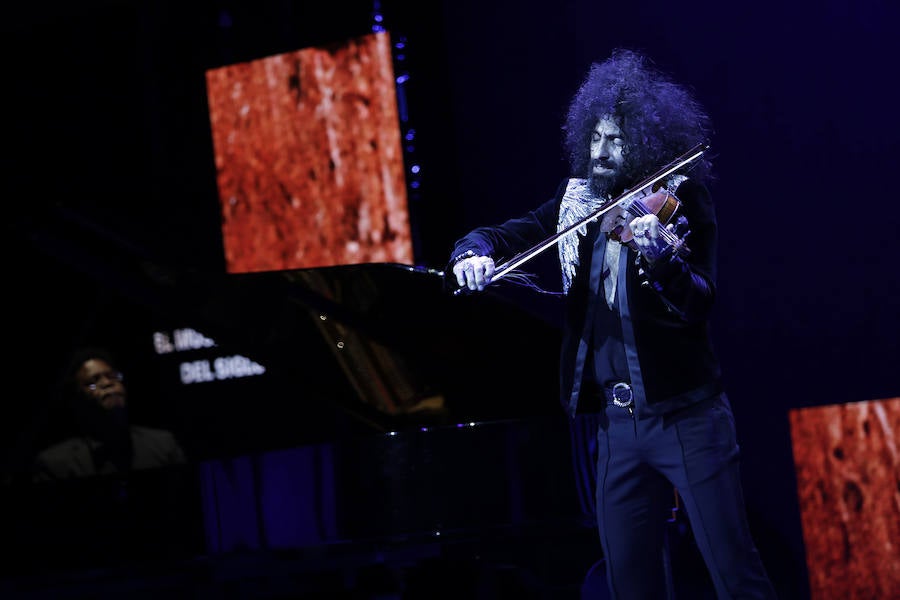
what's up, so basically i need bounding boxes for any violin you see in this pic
[601,186,691,259]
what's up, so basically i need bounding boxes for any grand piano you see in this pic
[1,206,608,598]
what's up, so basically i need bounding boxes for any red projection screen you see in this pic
[788,396,900,599]
[206,31,413,274]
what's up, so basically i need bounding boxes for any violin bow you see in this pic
[488,142,709,286]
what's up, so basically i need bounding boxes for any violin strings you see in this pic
[626,201,683,247]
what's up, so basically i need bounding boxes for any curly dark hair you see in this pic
[563,48,713,185]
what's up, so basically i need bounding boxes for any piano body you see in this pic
[1,209,605,597]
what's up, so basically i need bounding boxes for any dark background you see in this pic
[3,1,900,598]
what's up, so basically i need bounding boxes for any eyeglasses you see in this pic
[83,371,125,391]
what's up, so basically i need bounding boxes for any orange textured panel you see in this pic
[788,397,900,599]
[206,31,412,273]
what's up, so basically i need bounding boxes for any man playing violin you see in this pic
[449,48,777,599]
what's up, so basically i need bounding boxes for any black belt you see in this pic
[604,382,634,408]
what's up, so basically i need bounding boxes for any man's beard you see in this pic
[76,400,130,443]
[77,402,134,470]
[588,164,625,201]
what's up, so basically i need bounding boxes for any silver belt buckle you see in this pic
[611,382,634,407]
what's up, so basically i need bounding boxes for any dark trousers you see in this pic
[594,394,777,599]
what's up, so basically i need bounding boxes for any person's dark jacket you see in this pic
[450,177,722,417]
[32,425,186,482]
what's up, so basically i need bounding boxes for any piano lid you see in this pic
[147,262,563,461]
[7,205,563,467]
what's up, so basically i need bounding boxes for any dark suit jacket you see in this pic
[451,177,722,417]
[33,425,187,482]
